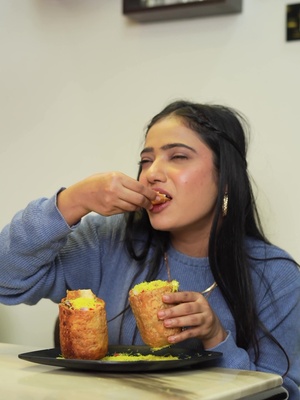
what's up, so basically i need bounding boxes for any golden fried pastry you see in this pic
[129,280,180,349]
[151,192,171,205]
[59,289,108,360]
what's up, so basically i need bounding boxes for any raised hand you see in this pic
[57,172,158,226]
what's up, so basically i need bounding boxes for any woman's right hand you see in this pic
[57,172,158,226]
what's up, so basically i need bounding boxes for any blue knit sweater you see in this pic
[0,193,299,398]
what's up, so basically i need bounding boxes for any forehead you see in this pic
[144,116,205,148]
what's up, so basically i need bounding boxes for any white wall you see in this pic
[0,0,299,347]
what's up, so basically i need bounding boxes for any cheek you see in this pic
[176,169,206,189]
[176,169,218,200]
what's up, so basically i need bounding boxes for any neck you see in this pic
[170,231,209,258]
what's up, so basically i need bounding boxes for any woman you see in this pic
[0,100,299,398]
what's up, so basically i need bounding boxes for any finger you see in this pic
[168,327,200,344]
[118,187,153,210]
[98,200,142,216]
[122,178,158,202]
[163,311,202,330]
[162,291,202,305]
[102,173,154,204]
[158,301,199,322]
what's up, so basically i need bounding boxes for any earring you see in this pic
[222,193,228,217]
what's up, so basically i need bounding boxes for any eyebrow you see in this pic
[140,143,197,156]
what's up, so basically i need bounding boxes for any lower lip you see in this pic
[150,201,171,213]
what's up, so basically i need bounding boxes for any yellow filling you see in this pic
[57,353,180,361]
[102,353,179,361]
[71,297,96,310]
[132,279,179,294]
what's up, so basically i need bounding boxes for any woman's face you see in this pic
[139,116,219,247]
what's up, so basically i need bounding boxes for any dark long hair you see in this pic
[124,100,289,368]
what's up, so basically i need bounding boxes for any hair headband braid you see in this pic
[197,118,248,167]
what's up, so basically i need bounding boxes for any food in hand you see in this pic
[129,280,180,349]
[151,192,171,205]
[59,289,108,360]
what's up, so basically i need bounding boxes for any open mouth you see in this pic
[151,192,172,205]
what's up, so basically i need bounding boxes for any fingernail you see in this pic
[158,310,165,319]
[168,336,176,343]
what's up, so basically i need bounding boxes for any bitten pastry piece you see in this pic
[129,280,180,349]
[59,289,108,360]
[151,192,171,205]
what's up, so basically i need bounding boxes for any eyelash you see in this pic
[138,159,151,166]
[138,155,188,167]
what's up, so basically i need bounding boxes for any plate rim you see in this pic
[18,345,222,372]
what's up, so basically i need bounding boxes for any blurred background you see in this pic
[0,0,299,347]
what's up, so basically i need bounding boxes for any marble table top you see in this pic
[0,342,287,400]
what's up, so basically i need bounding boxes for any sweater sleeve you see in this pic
[0,192,83,305]
[208,257,300,400]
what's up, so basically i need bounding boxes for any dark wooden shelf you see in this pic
[123,0,242,23]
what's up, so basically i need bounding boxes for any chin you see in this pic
[148,218,174,232]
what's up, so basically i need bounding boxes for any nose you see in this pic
[145,159,167,184]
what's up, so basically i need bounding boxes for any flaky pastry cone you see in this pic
[59,289,108,360]
[129,280,180,349]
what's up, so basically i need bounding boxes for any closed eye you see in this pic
[138,159,152,167]
[171,154,188,160]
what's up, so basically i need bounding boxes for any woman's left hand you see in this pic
[157,291,227,349]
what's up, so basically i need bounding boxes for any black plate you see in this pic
[18,345,222,372]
